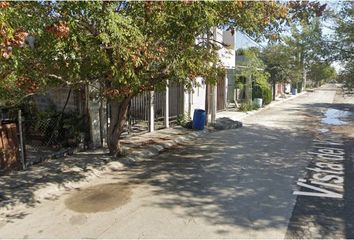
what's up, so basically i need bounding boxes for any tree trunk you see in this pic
[107,96,132,157]
[272,79,276,101]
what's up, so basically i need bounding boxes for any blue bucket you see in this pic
[192,109,206,130]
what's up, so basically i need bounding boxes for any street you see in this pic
[0,85,353,238]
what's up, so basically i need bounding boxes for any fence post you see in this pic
[164,81,169,128]
[149,90,155,132]
[210,84,217,124]
[18,110,26,170]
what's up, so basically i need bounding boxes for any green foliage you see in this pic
[61,112,87,145]
[239,101,254,112]
[308,63,337,86]
[331,2,354,89]
[176,112,191,127]
[333,2,354,62]
[0,1,329,153]
[337,62,354,91]
[237,48,266,78]
[1,1,325,106]
[262,16,328,92]
[252,102,260,110]
[252,85,262,99]
[238,101,260,112]
[253,79,272,105]
[236,47,272,105]
[263,42,303,85]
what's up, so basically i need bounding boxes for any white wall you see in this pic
[217,29,236,69]
[184,77,206,119]
[184,28,236,119]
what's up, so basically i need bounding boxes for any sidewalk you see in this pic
[0,127,210,219]
[0,91,307,219]
[217,91,307,121]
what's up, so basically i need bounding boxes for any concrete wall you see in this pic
[33,87,79,113]
[184,77,206,119]
[217,29,236,69]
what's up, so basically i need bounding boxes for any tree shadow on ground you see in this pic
[0,152,111,221]
[111,121,315,235]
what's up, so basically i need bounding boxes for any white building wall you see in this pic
[184,28,236,119]
[218,29,235,108]
[217,29,236,69]
[184,77,206,119]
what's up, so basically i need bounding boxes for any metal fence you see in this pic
[0,104,89,171]
[22,111,88,166]
[123,85,184,136]
[0,85,186,171]
[169,84,184,119]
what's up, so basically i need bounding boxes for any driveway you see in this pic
[0,85,353,238]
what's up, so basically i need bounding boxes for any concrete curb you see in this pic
[120,128,210,165]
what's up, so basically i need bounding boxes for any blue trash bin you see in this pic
[192,109,206,130]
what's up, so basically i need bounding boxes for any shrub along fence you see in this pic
[22,109,88,166]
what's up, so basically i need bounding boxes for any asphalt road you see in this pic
[0,85,353,238]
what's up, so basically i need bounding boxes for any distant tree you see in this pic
[284,17,328,90]
[262,41,310,98]
[331,2,354,90]
[308,63,337,87]
[332,2,354,62]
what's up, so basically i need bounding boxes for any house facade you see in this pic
[184,28,236,119]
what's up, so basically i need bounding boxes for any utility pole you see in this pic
[210,27,217,125]
[210,84,217,124]
[149,90,155,132]
[164,80,169,128]
[205,27,219,125]
[205,28,210,125]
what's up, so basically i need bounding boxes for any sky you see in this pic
[235,1,345,72]
[235,31,261,50]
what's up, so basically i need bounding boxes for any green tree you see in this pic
[0,1,327,156]
[284,17,327,90]
[331,2,354,89]
[337,63,354,90]
[308,62,336,87]
[332,2,354,61]
[236,48,271,104]
[262,44,295,99]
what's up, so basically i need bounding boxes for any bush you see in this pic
[262,86,272,105]
[252,80,272,105]
[176,112,191,127]
[239,101,259,112]
[252,84,263,99]
[252,102,260,110]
